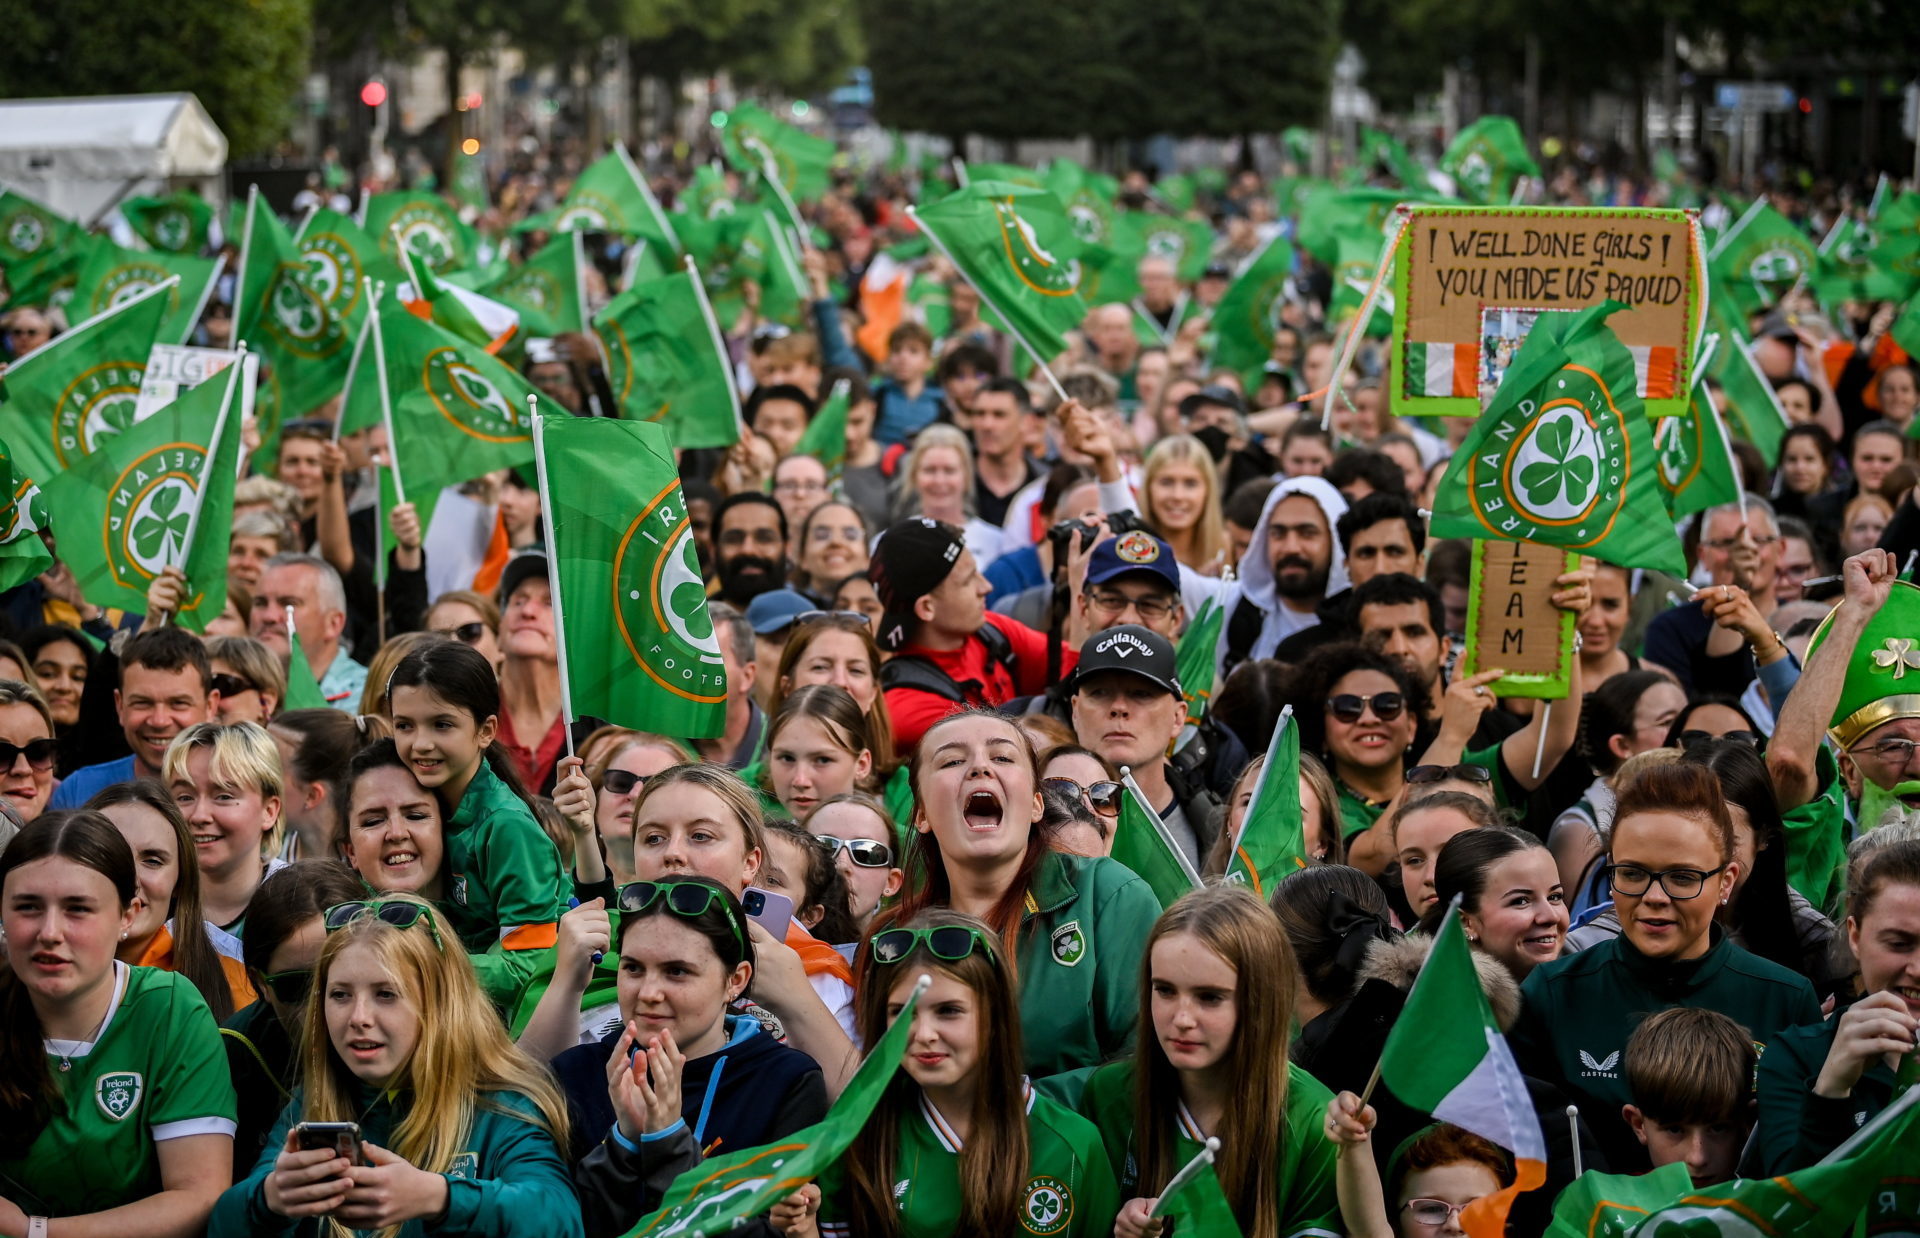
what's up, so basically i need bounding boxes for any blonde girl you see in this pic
[1143,434,1227,575]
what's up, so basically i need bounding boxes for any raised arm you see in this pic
[1767,549,1895,809]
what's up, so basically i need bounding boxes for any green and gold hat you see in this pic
[1809,579,1920,750]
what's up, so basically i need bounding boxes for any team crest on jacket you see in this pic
[1464,360,1630,548]
[96,1071,143,1121]
[1021,1175,1074,1235]
[1050,920,1086,968]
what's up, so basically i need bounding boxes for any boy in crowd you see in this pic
[1620,1007,1757,1188]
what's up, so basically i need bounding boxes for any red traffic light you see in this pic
[361,80,388,108]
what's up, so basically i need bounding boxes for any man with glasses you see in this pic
[709,493,789,608]
[2,306,53,357]
[1643,496,1785,699]
[50,628,218,808]
[1067,625,1221,870]
[1770,549,1918,911]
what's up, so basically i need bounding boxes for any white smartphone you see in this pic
[741,886,795,937]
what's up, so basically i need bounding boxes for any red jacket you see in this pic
[884,611,1077,760]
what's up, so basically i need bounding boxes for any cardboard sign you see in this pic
[136,343,241,418]
[1392,206,1701,421]
[1459,537,1577,699]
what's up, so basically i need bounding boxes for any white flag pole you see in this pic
[528,402,575,760]
[1321,206,1411,430]
[369,285,406,508]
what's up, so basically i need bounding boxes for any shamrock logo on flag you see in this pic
[131,481,195,572]
[1518,413,1601,513]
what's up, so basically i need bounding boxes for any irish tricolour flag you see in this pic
[1379,901,1546,1237]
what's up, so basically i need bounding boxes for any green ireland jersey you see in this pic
[1080,1059,1343,1238]
[440,760,569,953]
[1,965,237,1215]
[817,1085,1120,1238]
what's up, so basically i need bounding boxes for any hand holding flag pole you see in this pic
[528,395,575,761]
[1147,1137,1221,1220]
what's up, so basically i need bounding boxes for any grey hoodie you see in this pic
[1227,474,1351,663]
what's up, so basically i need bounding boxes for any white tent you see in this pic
[0,94,226,226]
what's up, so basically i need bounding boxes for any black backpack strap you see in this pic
[1222,596,1265,678]
[976,620,1016,676]
[879,654,970,704]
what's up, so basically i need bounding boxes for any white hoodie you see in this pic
[1226,475,1351,664]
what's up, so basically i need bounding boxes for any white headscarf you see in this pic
[1234,475,1351,661]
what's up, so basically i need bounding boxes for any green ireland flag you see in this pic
[1440,117,1540,205]
[283,612,331,709]
[1330,225,1394,338]
[1111,210,1215,282]
[120,192,215,254]
[1429,300,1688,576]
[364,190,477,274]
[1223,705,1309,897]
[71,239,221,345]
[298,207,406,336]
[1656,336,1742,520]
[793,378,849,478]
[965,161,1046,190]
[481,232,588,337]
[4,237,92,311]
[1706,199,1817,317]
[235,191,353,433]
[731,204,807,325]
[1174,594,1223,727]
[535,415,727,738]
[1895,299,1920,373]
[41,352,245,628]
[0,189,81,268]
[909,182,1089,364]
[591,260,743,450]
[1044,159,1119,247]
[630,973,929,1237]
[1209,235,1296,383]
[0,276,171,481]
[1362,126,1432,192]
[719,102,834,201]
[1296,187,1412,265]
[1811,213,1908,306]
[684,163,736,223]
[1147,1140,1244,1236]
[1866,191,1920,296]
[1545,1163,1694,1238]
[0,437,52,591]
[516,147,680,261]
[1702,297,1788,463]
[1113,770,1202,911]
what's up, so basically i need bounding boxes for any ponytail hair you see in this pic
[385,640,536,810]
[0,812,137,1155]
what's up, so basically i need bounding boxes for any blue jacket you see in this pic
[49,754,138,810]
[871,377,946,446]
[210,1086,582,1238]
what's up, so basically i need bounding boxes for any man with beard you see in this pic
[1219,476,1349,676]
[709,493,789,607]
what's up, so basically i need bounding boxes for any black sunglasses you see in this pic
[433,621,489,645]
[1042,777,1122,818]
[601,768,648,796]
[1677,729,1762,751]
[260,968,313,1005]
[209,673,255,699]
[815,834,894,868]
[1406,763,1493,785]
[1328,692,1406,723]
[0,737,59,772]
[615,881,746,952]
[323,899,445,951]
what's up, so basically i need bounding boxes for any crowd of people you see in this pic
[0,131,1916,1238]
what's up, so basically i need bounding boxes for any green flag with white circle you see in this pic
[71,239,220,345]
[120,193,215,255]
[537,415,727,739]
[911,182,1089,364]
[1429,300,1688,576]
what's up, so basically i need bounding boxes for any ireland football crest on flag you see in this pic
[993,196,1079,299]
[150,207,192,252]
[300,229,367,321]
[107,444,210,582]
[555,195,620,232]
[89,257,175,312]
[423,348,525,442]
[391,203,460,270]
[612,482,726,707]
[260,265,341,359]
[95,1071,142,1122]
[54,362,145,466]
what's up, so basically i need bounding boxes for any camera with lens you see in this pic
[1047,508,1147,564]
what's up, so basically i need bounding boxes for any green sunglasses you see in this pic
[615,881,747,954]
[869,924,997,967]
[324,899,445,953]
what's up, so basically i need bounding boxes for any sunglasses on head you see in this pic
[323,899,445,952]
[794,610,870,627]
[0,737,59,772]
[260,968,313,1005]
[615,881,746,952]
[815,834,894,868]
[869,924,997,967]
[433,621,490,646]
[1042,777,1122,818]
[1677,729,1762,751]
[1328,692,1405,724]
[1406,763,1493,785]
[209,673,255,699]
[601,768,649,796]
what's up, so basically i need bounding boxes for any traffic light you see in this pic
[360,79,388,109]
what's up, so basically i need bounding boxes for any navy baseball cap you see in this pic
[745,588,815,635]
[1085,529,1181,593]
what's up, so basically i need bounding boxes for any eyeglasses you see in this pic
[432,621,489,645]
[1403,1199,1469,1228]
[260,968,313,1005]
[601,768,648,796]
[0,737,60,771]
[323,899,445,951]
[870,924,997,966]
[808,524,865,544]
[815,835,894,868]
[1328,692,1405,723]
[794,610,870,626]
[1857,737,1920,767]
[1406,763,1493,785]
[1086,590,1175,621]
[208,673,256,699]
[1042,777,1122,819]
[774,477,827,495]
[1676,730,1762,751]
[1700,534,1781,552]
[615,881,746,952]
[1604,863,1727,900]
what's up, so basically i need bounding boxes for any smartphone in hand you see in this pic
[293,1121,363,1166]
